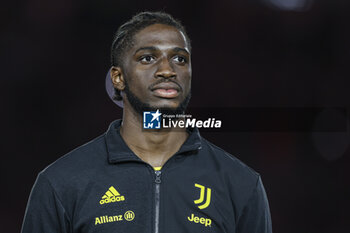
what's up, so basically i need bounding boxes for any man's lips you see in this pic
[153,88,179,98]
[151,82,180,99]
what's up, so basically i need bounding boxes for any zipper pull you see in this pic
[155,170,162,184]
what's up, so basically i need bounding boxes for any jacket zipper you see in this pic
[154,170,162,233]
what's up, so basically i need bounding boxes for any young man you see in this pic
[21,12,273,233]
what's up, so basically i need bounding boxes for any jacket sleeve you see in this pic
[236,176,273,233]
[21,173,71,233]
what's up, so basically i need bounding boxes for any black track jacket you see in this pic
[21,119,272,233]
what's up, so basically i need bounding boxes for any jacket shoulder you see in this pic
[200,138,260,190]
[200,138,265,217]
[39,134,107,183]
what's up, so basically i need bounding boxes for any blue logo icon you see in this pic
[143,110,162,129]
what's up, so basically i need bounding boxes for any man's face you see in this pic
[119,23,192,115]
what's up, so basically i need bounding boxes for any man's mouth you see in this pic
[151,82,180,99]
[152,88,179,98]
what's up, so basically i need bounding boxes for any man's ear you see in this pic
[110,66,125,91]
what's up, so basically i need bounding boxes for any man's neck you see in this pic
[120,106,189,168]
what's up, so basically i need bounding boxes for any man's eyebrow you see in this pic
[173,47,190,55]
[134,46,157,55]
[134,46,190,55]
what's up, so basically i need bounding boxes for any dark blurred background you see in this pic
[1,0,350,232]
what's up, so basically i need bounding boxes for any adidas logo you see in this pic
[99,186,125,205]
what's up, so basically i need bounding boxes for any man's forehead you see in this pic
[132,24,190,51]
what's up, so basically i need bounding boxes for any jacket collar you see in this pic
[105,119,202,164]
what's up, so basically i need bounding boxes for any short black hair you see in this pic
[110,11,191,101]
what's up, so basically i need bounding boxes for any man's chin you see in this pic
[134,101,188,117]
[150,106,185,115]
[148,101,181,110]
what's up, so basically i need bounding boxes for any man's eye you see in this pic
[140,55,155,63]
[173,56,186,63]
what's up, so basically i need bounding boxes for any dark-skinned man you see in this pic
[21,11,273,233]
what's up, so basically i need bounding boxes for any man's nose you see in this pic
[155,58,176,79]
